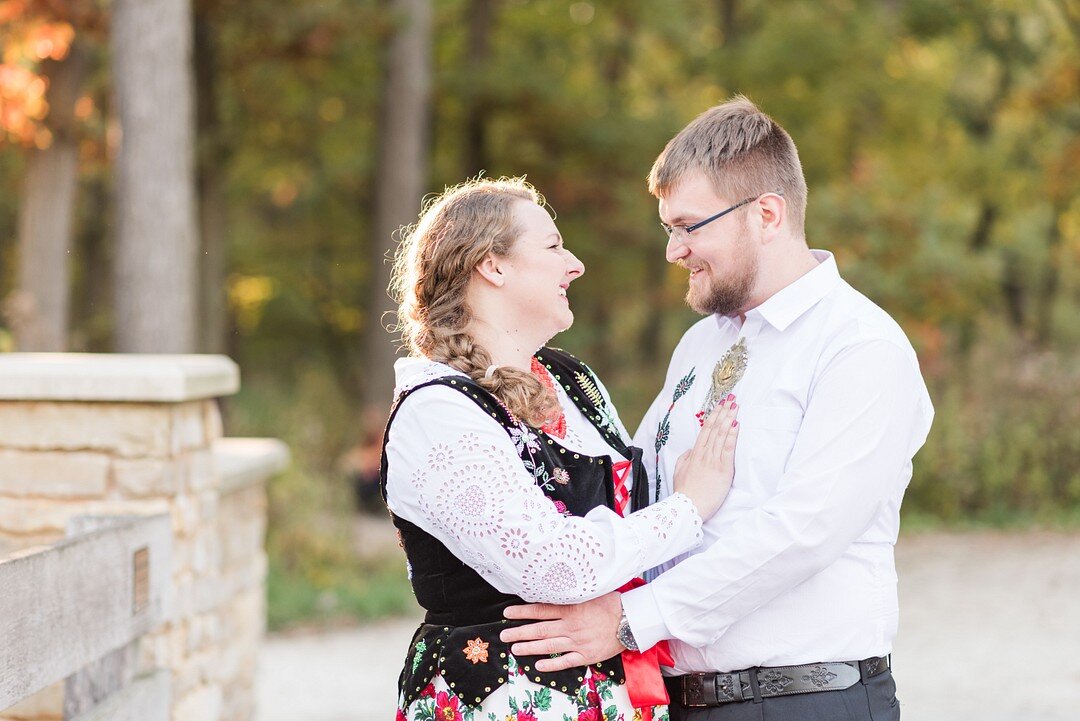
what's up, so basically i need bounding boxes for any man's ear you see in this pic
[756,193,786,238]
[474,252,507,287]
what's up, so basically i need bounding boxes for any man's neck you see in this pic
[740,243,820,320]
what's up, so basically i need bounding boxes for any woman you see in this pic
[382,177,739,721]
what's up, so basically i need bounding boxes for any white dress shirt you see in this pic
[622,250,934,673]
[384,356,704,605]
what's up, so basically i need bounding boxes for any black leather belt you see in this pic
[667,656,890,707]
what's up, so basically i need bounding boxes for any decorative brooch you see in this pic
[698,337,748,424]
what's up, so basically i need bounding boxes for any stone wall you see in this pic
[0,354,287,721]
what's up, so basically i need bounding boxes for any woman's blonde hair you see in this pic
[390,177,559,427]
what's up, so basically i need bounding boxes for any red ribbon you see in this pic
[617,577,673,721]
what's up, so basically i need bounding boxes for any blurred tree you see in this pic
[13,41,86,351]
[112,0,199,352]
[363,0,432,408]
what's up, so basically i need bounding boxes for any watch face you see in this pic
[618,618,638,651]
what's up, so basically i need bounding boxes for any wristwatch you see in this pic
[617,609,639,652]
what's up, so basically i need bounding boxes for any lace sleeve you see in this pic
[384,385,704,604]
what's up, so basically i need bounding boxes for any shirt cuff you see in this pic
[620,582,672,652]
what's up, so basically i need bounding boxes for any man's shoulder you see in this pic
[823,280,918,358]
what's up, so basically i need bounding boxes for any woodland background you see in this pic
[2,0,1078,627]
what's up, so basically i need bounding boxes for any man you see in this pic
[500,96,934,720]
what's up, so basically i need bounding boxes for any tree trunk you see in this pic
[11,43,89,351]
[195,3,229,354]
[362,0,432,409]
[462,0,494,175]
[111,0,199,353]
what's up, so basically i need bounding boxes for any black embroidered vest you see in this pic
[380,348,652,709]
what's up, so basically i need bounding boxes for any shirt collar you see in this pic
[714,249,842,333]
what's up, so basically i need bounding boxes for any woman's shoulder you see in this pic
[393,356,470,397]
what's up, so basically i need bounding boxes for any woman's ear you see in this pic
[474,252,507,287]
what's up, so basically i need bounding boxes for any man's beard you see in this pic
[686,243,759,317]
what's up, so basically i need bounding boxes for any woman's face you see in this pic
[499,200,585,337]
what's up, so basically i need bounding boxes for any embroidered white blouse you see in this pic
[383,356,704,605]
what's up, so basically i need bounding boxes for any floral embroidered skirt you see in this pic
[398,656,668,721]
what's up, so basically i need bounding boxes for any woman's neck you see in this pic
[468,319,543,372]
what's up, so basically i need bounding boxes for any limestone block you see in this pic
[171,684,222,721]
[0,531,60,557]
[185,613,221,655]
[0,402,173,457]
[192,531,222,575]
[221,691,254,721]
[0,449,110,498]
[167,620,189,665]
[203,401,224,442]
[0,497,168,535]
[0,353,239,403]
[220,516,264,569]
[137,627,172,670]
[0,679,63,719]
[197,489,219,522]
[170,494,200,537]
[112,458,179,497]
[217,638,243,686]
[172,646,219,699]
[172,571,196,619]
[171,537,194,577]
[183,449,218,492]
[170,402,208,455]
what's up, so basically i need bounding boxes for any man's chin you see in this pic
[685,290,714,316]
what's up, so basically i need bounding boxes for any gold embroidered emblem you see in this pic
[575,371,604,408]
[463,637,489,664]
[700,337,748,421]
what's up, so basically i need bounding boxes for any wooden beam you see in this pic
[0,514,171,711]
[67,669,170,721]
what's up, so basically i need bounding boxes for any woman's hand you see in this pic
[672,396,740,520]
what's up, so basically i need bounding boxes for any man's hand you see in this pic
[499,591,624,672]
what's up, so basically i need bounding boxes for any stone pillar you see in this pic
[0,354,288,721]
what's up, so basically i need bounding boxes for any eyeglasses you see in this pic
[660,190,784,242]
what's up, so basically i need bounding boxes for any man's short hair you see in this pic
[648,95,808,235]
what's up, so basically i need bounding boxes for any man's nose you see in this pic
[666,234,690,264]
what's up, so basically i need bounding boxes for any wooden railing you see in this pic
[0,514,172,720]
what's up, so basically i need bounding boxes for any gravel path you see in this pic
[256,530,1080,721]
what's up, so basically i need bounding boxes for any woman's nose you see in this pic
[566,250,585,278]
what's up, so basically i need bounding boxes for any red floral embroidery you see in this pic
[419,682,437,699]
[517,710,538,721]
[530,357,567,438]
[435,691,464,721]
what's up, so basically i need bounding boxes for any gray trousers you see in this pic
[669,669,900,721]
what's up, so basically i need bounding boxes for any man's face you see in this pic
[658,171,760,317]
